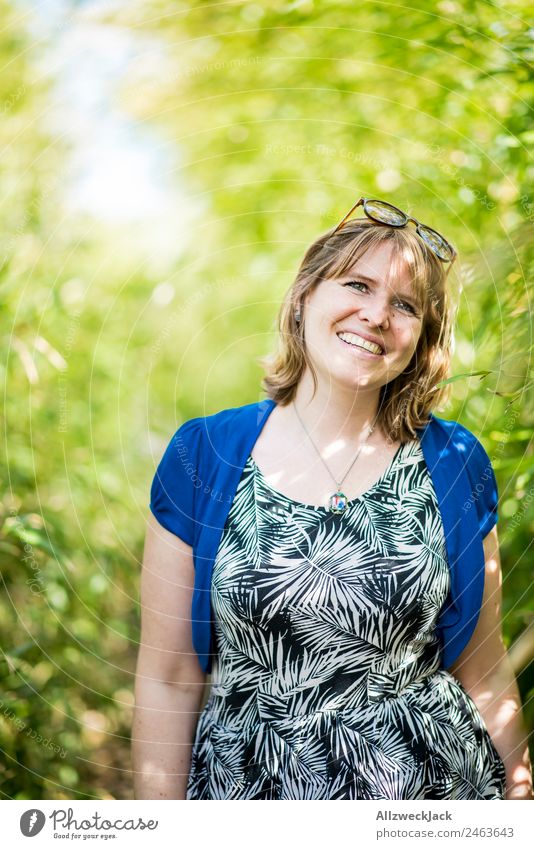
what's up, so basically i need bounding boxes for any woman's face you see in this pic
[302,241,424,394]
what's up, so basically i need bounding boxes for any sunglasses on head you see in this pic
[332,196,457,264]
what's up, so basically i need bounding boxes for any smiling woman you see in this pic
[297,242,426,432]
[260,216,455,445]
[134,200,533,801]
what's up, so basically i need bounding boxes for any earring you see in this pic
[294,309,301,324]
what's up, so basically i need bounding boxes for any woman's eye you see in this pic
[345,281,417,315]
[345,280,367,291]
[397,300,416,314]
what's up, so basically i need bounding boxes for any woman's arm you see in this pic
[132,513,207,800]
[447,526,533,800]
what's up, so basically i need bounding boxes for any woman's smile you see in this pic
[336,330,385,357]
[301,242,423,390]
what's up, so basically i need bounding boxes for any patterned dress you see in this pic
[186,437,506,800]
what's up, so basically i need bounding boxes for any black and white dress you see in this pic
[186,438,506,800]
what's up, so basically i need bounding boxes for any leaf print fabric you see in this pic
[186,438,506,800]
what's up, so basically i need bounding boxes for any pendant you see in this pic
[329,491,348,513]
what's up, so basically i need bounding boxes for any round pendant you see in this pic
[329,491,348,513]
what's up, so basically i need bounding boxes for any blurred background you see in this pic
[0,0,533,799]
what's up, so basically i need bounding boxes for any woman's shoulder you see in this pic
[422,413,499,539]
[182,399,275,436]
[207,399,275,426]
[165,400,274,455]
[424,410,474,436]
[423,412,495,480]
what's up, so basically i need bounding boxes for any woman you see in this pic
[133,197,533,800]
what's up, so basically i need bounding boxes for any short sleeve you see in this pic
[463,431,499,539]
[149,418,202,546]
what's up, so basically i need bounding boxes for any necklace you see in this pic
[293,403,380,513]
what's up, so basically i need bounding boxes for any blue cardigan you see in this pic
[150,399,499,674]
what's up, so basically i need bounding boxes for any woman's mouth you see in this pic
[336,331,385,357]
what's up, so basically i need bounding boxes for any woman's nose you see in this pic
[358,296,390,328]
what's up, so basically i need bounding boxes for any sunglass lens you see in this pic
[417,225,454,261]
[365,200,407,226]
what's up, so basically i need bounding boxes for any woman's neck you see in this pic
[287,379,383,446]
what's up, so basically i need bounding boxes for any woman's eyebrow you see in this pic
[343,272,422,307]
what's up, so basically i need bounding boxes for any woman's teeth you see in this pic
[337,332,384,355]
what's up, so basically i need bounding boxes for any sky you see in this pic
[20,0,200,271]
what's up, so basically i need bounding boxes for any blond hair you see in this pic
[259,219,457,443]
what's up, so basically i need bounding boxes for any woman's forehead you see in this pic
[345,239,414,272]
[336,242,427,299]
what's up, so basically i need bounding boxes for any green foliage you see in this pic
[1,0,533,798]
